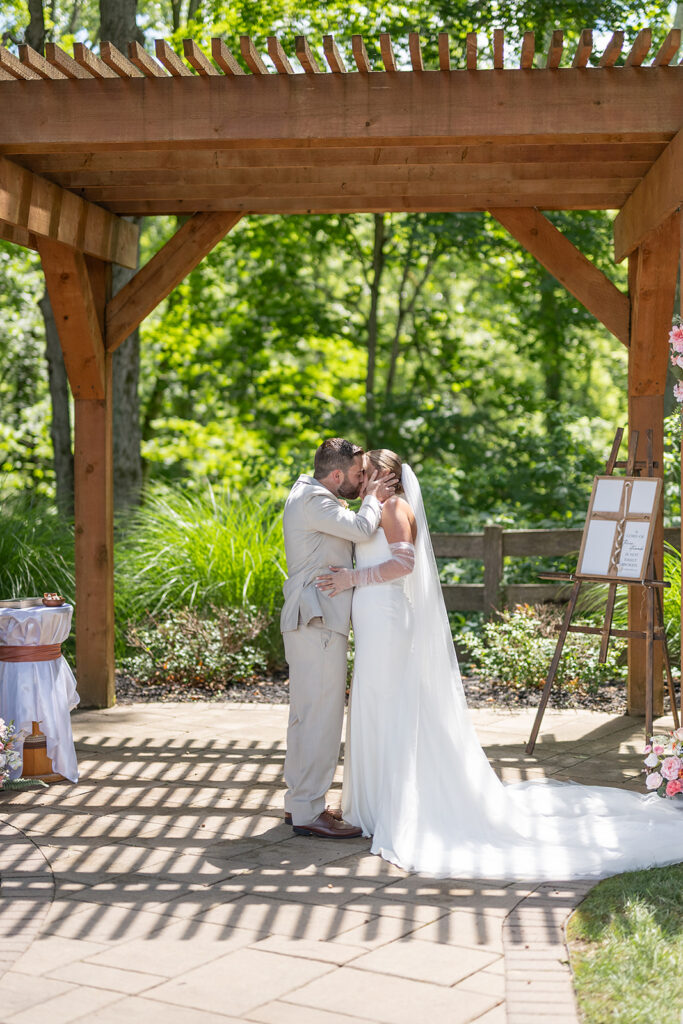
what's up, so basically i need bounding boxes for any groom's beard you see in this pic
[338,476,363,500]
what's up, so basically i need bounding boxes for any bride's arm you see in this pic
[317,498,415,596]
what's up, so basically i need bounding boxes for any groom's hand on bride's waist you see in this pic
[316,566,352,597]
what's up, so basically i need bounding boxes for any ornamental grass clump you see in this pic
[115,483,285,616]
[462,603,626,691]
[0,491,74,603]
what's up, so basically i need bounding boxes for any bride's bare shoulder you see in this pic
[381,495,417,532]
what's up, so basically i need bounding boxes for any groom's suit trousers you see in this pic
[283,616,348,826]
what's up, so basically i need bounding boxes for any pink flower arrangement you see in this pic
[669,320,683,403]
[643,730,683,799]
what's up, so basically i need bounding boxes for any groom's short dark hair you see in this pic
[314,438,363,479]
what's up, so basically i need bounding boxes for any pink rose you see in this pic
[653,745,665,755]
[645,772,662,790]
[673,382,683,403]
[671,325,683,352]
[665,779,682,797]
[660,756,682,781]
[644,744,652,754]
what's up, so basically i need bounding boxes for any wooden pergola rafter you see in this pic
[0,27,680,714]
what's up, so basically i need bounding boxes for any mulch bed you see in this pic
[115,669,672,715]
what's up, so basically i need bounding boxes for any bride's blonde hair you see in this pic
[366,448,404,494]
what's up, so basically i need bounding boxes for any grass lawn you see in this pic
[566,863,683,1024]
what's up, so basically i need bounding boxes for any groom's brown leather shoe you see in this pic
[284,806,342,826]
[292,810,362,839]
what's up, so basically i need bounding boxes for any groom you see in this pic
[281,438,395,838]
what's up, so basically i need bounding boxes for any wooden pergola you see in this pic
[0,26,681,713]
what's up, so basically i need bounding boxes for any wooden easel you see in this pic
[526,428,680,754]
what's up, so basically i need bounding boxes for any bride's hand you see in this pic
[316,566,353,597]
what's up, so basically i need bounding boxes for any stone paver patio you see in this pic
[0,702,673,1024]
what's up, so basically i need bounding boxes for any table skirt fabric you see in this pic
[0,605,79,782]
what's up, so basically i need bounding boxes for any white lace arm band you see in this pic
[348,541,416,587]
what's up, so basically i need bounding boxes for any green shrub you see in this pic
[121,606,270,688]
[461,603,626,691]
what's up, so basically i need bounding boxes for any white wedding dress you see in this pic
[342,466,683,880]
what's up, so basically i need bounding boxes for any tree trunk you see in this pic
[25,0,45,50]
[27,2,74,510]
[99,0,143,508]
[99,0,143,47]
[40,291,74,513]
[366,213,386,442]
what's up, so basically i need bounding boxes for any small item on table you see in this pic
[42,593,65,607]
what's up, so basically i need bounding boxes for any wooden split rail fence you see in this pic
[432,525,681,616]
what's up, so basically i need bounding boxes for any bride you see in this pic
[317,449,683,880]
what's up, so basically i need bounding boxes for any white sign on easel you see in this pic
[577,476,662,582]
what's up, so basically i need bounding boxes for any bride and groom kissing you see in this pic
[281,438,683,881]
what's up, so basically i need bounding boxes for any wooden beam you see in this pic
[490,207,630,345]
[295,36,322,74]
[73,254,114,709]
[240,36,269,75]
[351,35,371,73]
[0,155,139,267]
[625,28,651,67]
[128,41,167,78]
[520,32,534,69]
[155,39,192,77]
[37,239,106,398]
[0,219,36,248]
[652,28,681,66]
[409,33,424,72]
[105,211,241,351]
[599,31,624,67]
[379,33,397,72]
[466,32,477,70]
[22,141,665,174]
[546,30,563,69]
[99,41,144,78]
[19,43,67,79]
[614,128,683,262]
[0,44,41,79]
[438,33,450,71]
[626,212,680,718]
[104,194,631,216]
[211,38,244,75]
[45,42,92,79]
[0,70,678,152]
[572,29,592,68]
[73,43,118,79]
[183,39,219,75]
[323,35,346,73]
[493,29,504,70]
[268,37,294,75]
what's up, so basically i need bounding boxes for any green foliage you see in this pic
[461,603,627,690]
[114,483,286,662]
[567,864,683,1024]
[0,491,75,604]
[121,606,269,687]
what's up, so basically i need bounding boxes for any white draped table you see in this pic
[0,602,79,783]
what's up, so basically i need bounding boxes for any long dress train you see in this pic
[342,467,683,881]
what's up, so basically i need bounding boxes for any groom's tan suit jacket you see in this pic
[281,475,382,636]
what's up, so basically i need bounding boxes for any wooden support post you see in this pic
[627,213,680,717]
[39,242,114,708]
[483,525,503,617]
